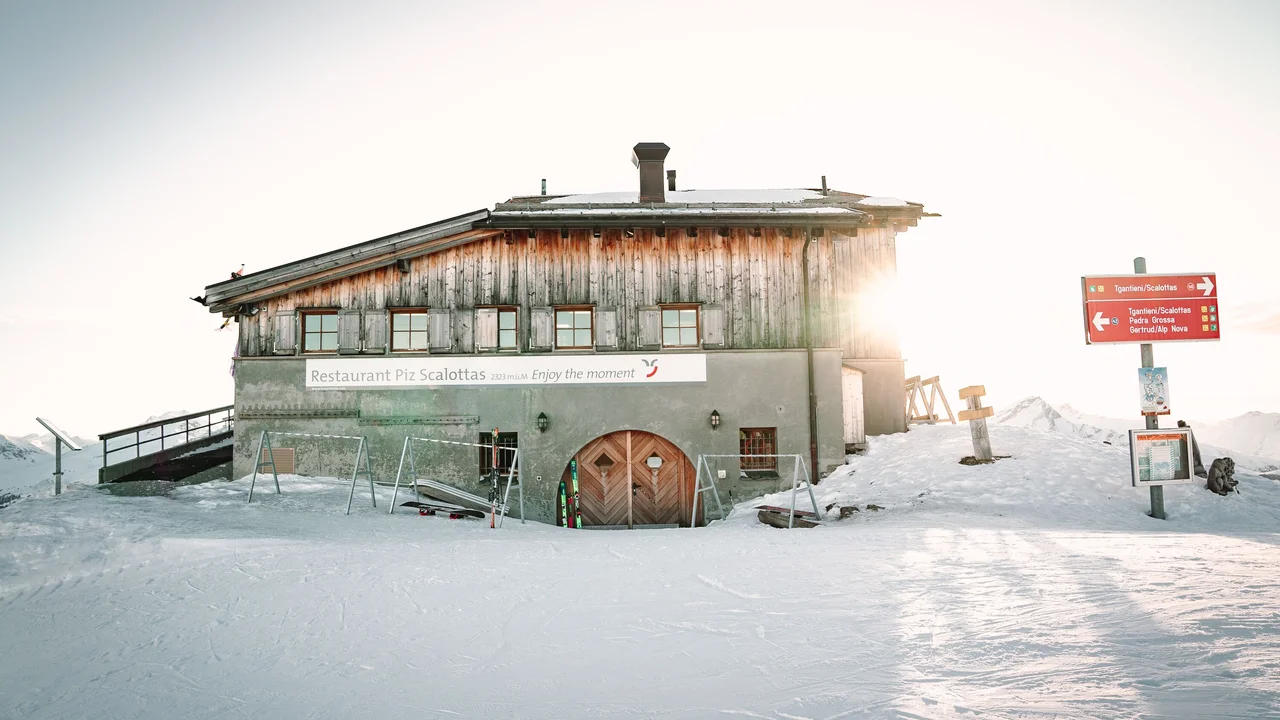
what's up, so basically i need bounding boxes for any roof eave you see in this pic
[204,208,490,312]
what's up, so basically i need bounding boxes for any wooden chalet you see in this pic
[201,142,932,528]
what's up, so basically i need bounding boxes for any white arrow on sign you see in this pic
[1092,311,1107,332]
[1196,276,1214,296]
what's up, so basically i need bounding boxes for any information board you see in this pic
[1128,428,1195,487]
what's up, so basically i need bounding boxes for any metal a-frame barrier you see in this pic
[249,430,376,515]
[693,454,822,529]
[388,436,525,527]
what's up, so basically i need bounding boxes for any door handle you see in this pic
[632,483,638,495]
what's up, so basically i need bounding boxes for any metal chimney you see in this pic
[632,142,670,203]
[667,169,677,192]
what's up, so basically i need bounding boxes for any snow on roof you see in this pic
[854,197,909,207]
[492,206,859,217]
[544,189,825,205]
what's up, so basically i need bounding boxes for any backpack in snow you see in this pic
[1206,457,1238,496]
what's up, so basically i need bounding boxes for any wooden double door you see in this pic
[562,430,699,528]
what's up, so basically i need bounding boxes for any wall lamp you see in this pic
[709,410,721,429]
[537,412,549,433]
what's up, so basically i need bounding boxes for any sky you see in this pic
[1,0,1277,438]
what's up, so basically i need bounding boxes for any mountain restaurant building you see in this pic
[200,143,933,527]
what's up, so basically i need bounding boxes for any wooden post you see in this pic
[958,386,995,461]
[1135,257,1166,520]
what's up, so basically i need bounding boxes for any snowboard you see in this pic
[400,501,486,520]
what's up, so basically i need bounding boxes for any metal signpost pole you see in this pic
[1134,257,1166,520]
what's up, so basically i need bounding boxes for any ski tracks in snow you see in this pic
[1,476,1279,719]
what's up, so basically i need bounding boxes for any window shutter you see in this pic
[362,310,387,354]
[637,306,662,349]
[238,315,260,356]
[428,309,453,353]
[595,307,618,350]
[272,312,296,355]
[338,309,362,354]
[702,304,725,347]
[475,308,498,352]
[528,306,554,351]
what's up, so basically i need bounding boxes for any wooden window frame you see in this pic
[389,307,431,353]
[553,305,595,350]
[486,305,519,351]
[739,427,778,471]
[300,309,339,354]
[659,303,701,348]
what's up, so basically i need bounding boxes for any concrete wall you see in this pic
[846,358,907,436]
[231,349,846,525]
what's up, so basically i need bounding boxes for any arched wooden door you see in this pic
[561,430,699,528]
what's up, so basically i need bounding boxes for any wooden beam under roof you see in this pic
[208,226,501,312]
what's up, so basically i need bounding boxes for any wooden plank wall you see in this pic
[239,227,901,359]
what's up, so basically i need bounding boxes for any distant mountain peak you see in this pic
[0,435,48,463]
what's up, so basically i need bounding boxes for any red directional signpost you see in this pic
[1082,259,1220,521]
[1082,273,1220,344]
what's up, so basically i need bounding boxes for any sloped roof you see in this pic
[202,188,932,313]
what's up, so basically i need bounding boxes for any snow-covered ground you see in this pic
[2,423,1279,719]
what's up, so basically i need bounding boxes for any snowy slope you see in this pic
[997,397,1280,472]
[1056,404,1280,462]
[1,424,1278,719]
[750,423,1280,531]
[0,440,104,496]
[1196,411,1280,460]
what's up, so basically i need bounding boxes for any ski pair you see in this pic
[560,459,583,528]
[488,428,499,528]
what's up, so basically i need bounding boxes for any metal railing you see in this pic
[99,405,235,469]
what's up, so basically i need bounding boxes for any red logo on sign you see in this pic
[641,359,659,378]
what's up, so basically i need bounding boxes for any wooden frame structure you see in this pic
[904,375,956,426]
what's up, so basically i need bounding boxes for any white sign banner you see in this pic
[305,354,707,388]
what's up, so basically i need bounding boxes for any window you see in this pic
[498,308,518,350]
[555,307,593,349]
[301,310,338,353]
[391,309,429,351]
[661,305,699,347]
[478,432,519,480]
[739,427,777,470]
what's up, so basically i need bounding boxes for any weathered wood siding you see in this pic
[238,227,901,359]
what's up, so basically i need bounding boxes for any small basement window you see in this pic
[391,309,429,351]
[498,308,518,350]
[555,307,593,349]
[661,305,699,348]
[739,427,777,471]
[478,431,519,480]
[301,310,338,353]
